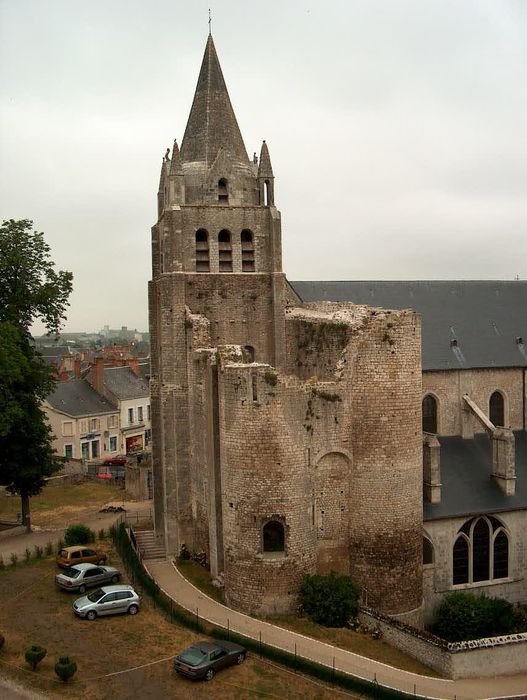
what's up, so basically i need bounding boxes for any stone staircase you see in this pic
[133,530,166,560]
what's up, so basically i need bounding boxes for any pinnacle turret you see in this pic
[180,35,249,167]
[169,139,183,176]
[257,140,274,178]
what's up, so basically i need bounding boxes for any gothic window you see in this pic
[218,178,228,203]
[422,394,437,433]
[195,229,209,272]
[423,537,434,565]
[264,179,271,206]
[218,229,232,272]
[263,520,285,552]
[452,515,509,586]
[241,229,255,271]
[489,391,504,426]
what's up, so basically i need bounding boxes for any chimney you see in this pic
[128,357,139,376]
[91,357,105,395]
[491,427,516,496]
[74,358,81,379]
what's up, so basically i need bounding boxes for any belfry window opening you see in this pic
[241,229,255,272]
[263,179,270,206]
[195,229,210,272]
[218,229,233,272]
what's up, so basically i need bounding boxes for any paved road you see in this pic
[0,500,152,561]
[0,676,44,699]
[148,559,527,700]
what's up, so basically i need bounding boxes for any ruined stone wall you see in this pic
[423,367,526,437]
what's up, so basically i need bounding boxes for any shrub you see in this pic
[25,645,47,671]
[299,572,360,628]
[98,528,106,541]
[64,524,94,546]
[24,548,31,563]
[56,538,65,554]
[34,545,44,559]
[45,541,54,556]
[55,655,77,682]
[9,553,18,567]
[432,592,524,642]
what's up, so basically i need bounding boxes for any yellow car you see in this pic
[56,545,107,569]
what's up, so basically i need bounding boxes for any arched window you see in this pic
[241,229,255,272]
[423,537,434,565]
[218,178,228,203]
[263,520,285,552]
[244,345,255,363]
[422,394,437,433]
[218,229,232,272]
[195,229,209,272]
[452,515,509,585]
[489,391,504,426]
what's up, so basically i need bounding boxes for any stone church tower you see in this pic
[149,35,424,621]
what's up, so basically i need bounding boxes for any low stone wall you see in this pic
[359,607,527,679]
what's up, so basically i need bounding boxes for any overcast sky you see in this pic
[1,0,526,334]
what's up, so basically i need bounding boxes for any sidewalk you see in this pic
[147,559,527,700]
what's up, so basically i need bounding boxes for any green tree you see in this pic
[299,572,360,628]
[0,219,73,530]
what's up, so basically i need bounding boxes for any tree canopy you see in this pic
[0,219,73,528]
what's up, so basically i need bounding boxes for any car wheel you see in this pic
[97,559,105,565]
[111,575,119,583]
[128,604,139,615]
[236,652,245,664]
[86,610,97,621]
[204,668,214,681]
[78,584,86,594]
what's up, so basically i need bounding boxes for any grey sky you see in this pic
[1,0,526,334]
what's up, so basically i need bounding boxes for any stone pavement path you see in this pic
[148,559,527,700]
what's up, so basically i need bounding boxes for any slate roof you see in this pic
[103,366,149,400]
[424,431,527,520]
[46,380,117,417]
[291,281,527,371]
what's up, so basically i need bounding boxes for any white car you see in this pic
[55,563,120,593]
[73,584,140,620]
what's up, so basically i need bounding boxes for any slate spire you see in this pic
[180,35,249,166]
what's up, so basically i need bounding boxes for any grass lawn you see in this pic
[0,546,350,699]
[0,481,125,527]
[176,561,440,678]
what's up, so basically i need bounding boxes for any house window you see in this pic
[138,406,144,422]
[91,440,99,459]
[107,415,117,429]
[62,421,74,437]
[218,230,232,272]
[422,395,437,433]
[195,229,210,272]
[147,404,151,421]
[423,537,434,565]
[64,444,73,459]
[109,436,117,452]
[128,408,134,424]
[489,391,504,426]
[81,442,89,460]
[79,420,88,435]
[241,229,255,272]
[218,178,228,203]
[452,515,509,586]
[263,520,285,552]
[89,418,99,432]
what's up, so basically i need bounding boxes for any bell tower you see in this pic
[149,35,287,554]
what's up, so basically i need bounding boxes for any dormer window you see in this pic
[218,178,228,203]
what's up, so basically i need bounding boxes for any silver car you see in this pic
[73,584,140,620]
[55,563,121,593]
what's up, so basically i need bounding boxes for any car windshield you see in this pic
[86,588,105,602]
[177,646,208,667]
[62,567,81,578]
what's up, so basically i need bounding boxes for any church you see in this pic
[149,34,527,625]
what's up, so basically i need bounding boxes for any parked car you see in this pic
[103,456,127,466]
[173,640,246,681]
[96,466,112,480]
[56,545,107,569]
[55,563,121,593]
[73,584,140,620]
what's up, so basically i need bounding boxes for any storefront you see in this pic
[126,434,144,454]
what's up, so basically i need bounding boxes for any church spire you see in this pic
[180,35,249,167]
[258,140,275,206]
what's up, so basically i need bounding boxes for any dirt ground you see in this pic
[0,547,359,700]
